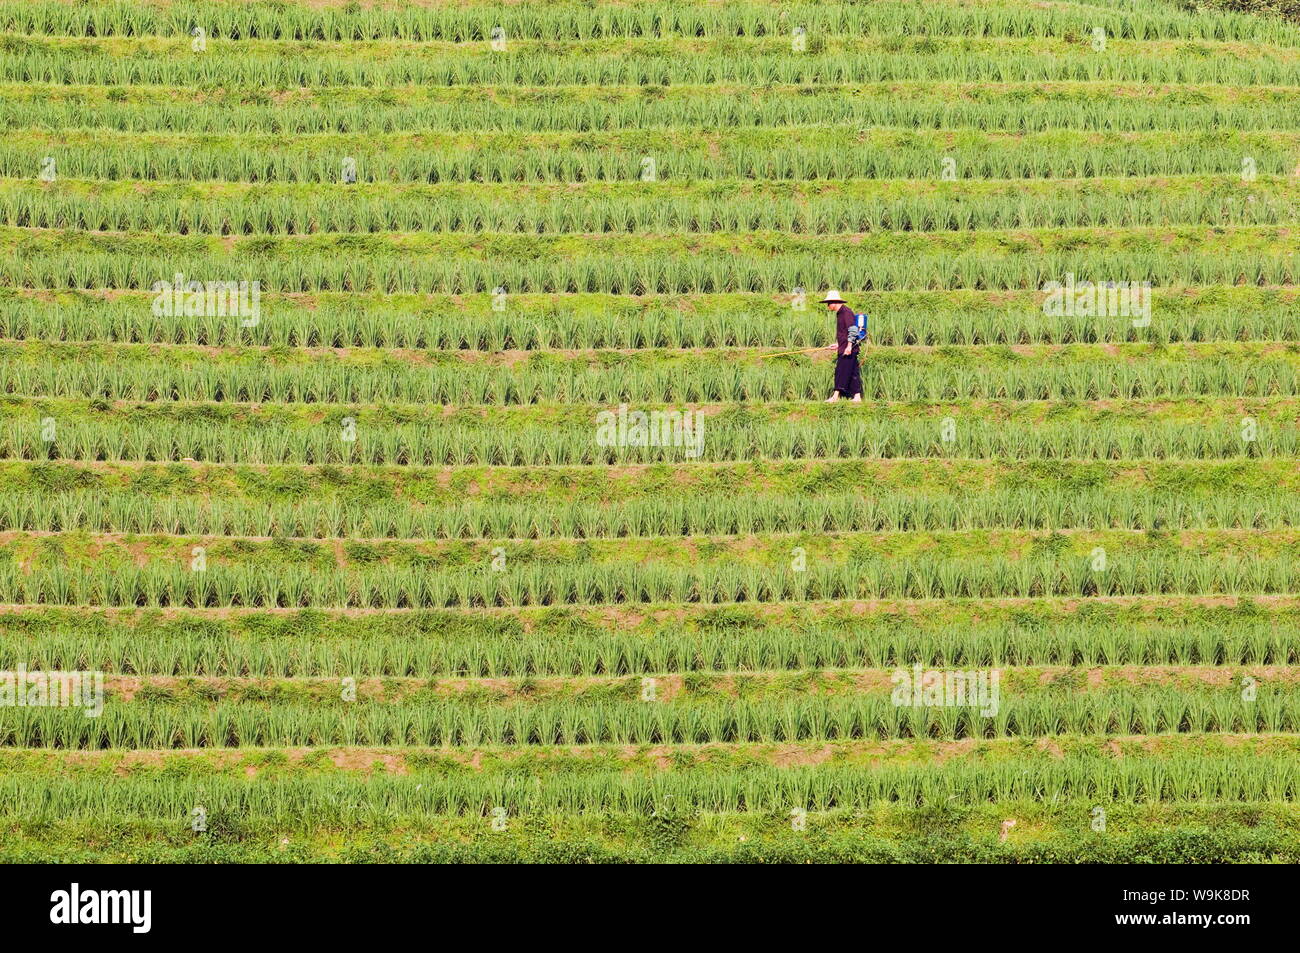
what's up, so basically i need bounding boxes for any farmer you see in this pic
[822,289,864,403]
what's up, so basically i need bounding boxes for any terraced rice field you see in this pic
[2,0,1300,863]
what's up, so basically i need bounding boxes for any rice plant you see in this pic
[6,288,1298,348]
[2,686,1295,750]
[4,612,1297,677]
[0,753,1295,823]
[0,486,1297,538]
[11,174,1300,234]
[9,127,1300,185]
[7,36,1300,90]
[4,1,1295,45]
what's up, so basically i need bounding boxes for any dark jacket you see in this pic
[834,304,859,355]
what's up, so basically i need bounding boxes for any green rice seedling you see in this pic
[6,1,1296,45]
[4,289,1295,349]
[10,124,1300,186]
[8,173,1300,233]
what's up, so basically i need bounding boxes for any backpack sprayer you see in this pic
[847,312,868,346]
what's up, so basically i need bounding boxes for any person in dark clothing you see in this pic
[822,289,864,402]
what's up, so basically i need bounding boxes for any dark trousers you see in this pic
[833,352,862,397]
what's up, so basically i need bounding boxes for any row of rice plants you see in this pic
[6,351,1297,404]
[12,175,1300,234]
[1,487,1294,539]
[11,127,1300,183]
[8,618,1299,677]
[0,555,1297,607]
[2,413,1289,465]
[3,755,1298,819]
[7,290,1295,348]
[1,414,1292,465]
[3,690,1297,750]
[8,38,1300,88]
[4,0,1286,44]
[16,239,1300,294]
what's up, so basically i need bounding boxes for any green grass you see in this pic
[14,82,1300,137]
[8,33,1300,90]
[4,599,1300,676]
[0,395,1288,465]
